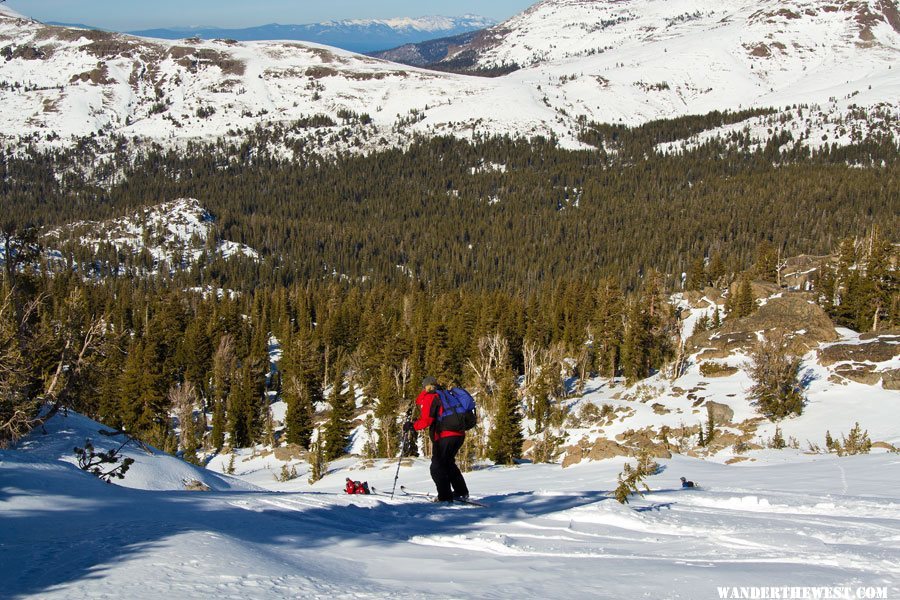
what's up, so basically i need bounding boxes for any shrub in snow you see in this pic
[746,335,804,420]
[276,463,299,482]
[74,439,134,483]
[767,426,787,449]
[827,423,872,456]
[530,428,564,464]
[699,361,738,378]
[613,453,658,504]
[308,431,327,484]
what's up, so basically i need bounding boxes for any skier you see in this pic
[680,476,696,488]
[404,376,470,502]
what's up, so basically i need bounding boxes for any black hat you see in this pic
[421,376,438,389]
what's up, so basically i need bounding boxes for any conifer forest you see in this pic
[1,115,898,460]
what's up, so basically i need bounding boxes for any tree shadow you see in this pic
[633,501,676,512]
[1,465,614,598]
[799,367,819,389]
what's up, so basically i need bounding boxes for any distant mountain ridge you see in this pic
[0,0,898,155]
[123,15,496,53]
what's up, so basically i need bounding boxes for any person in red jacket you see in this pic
[404,376,469,502]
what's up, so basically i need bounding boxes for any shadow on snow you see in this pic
[1,458,613,597]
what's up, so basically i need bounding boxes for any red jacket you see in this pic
[413,389,464,440]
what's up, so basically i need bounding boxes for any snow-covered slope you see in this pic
[1,1,897,154]
[2,409,899,598]
[6,409,257,492]
[43,198,257,274]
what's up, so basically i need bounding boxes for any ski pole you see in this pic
[390,397,416,499]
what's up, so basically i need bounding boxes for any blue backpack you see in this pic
[432,387,477,432]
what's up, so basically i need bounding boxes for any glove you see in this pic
[402,421,414,433]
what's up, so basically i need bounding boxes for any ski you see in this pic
[400,486,486,507]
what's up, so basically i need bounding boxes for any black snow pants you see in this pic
[430,435,469,501]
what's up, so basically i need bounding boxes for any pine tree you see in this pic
[283,376,314,448]
[707,252,727,288]
[227,363,261,448]
[621,298,650,384]
[753,241,778,282]
[747,336,804,421]
[323,367,352,460]
[374,365,400,457]
[487,369,523,465]
[592,277,624,377]
[730,278,756,319]
[685,256,707,291]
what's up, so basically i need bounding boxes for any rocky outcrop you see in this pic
[705,401,735,425]
[819,334,899,389]
[818,335,899,365]
[562,431,672,467]
[689,292,838,357]
[882,369,900,390]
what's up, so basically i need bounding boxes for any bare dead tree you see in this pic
[211,334,236,400]
[392,358,411,401]
[169,382,198,450]
[465,333,509,409]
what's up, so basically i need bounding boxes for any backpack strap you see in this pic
[430,391,443,420]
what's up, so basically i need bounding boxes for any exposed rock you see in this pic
[833,363,880,385]
[860,330,900,340]
[274,444,305,461]
[681,289,723,309]
[183,478,211,492]
[562,444,585,468]
[642,445,673,459]
[652,403,670,415]
[818,336,899,365]
[705,401,735,425]
[694,333,756,360]
[780,254,829,290]
[726,456,750,464]
[522,439,535,455]
[880,369,900,390]
[689,292,838,356]
[588,438,630,461]
[705,431,743,452]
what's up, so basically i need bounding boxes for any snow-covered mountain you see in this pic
[0,0,898,154]
[124,15,496,54]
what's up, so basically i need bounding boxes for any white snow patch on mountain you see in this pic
[0,1,897,155]
[336,15,493,32]
[43,198,258,274]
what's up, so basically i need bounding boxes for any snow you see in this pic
[43,198,258,275]
[2,410,899,598]
[0,5,25,20]
[337,15,494,33]
[1,0,898,155]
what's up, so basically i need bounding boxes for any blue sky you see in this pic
[5,0,536,30]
